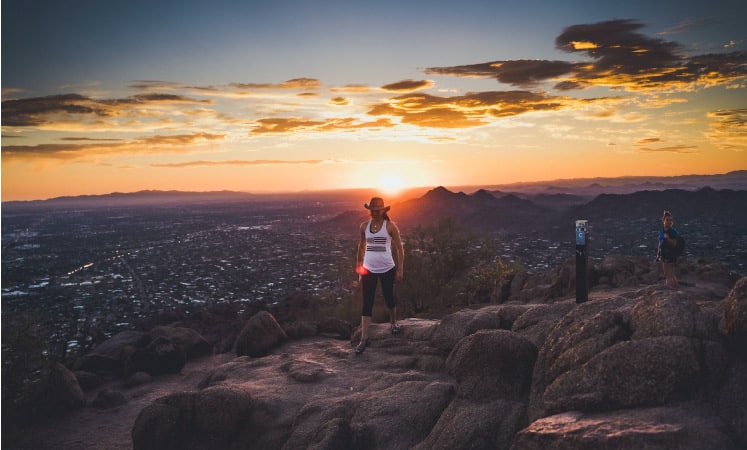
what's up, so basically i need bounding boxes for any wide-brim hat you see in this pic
[364,197,390,212]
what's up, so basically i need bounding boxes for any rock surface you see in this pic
[12,265,747,450]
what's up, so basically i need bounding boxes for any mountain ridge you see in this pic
[4,170,746,208]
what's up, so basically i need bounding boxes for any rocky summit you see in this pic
[14,258,747,450]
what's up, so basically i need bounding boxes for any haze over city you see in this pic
[2,0,746,201]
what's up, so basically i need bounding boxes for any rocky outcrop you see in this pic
[128,274,747,449]
[234,310,288,357]
[507,255,735,303]
[24,260,745,449]
[77,326,212,377]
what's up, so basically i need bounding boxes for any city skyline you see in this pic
[2,0,746,201]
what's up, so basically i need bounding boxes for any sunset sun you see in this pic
[377,173,405,196]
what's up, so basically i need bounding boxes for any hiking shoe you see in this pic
[355,339,370,355]
[391,323,401,334]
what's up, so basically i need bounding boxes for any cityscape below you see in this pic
[3,175,746,362]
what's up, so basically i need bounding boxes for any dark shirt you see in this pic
[658,227,679,262]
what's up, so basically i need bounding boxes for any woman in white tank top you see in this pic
[355,197,405,354]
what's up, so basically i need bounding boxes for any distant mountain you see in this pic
[565,187,747,225]
[4,171,746,215]
[388,186,548,233]
[2,190,261,210]
[338,184,747,240]
[451,170,747,197]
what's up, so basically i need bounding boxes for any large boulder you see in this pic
[597,254,646,287]
[528,295,635,420]
[131,392,196,450]
[510,301,575,348]
[282,398,356,450]
[414,398,527,450]
[349,380,454,449]
[541,336,701,414]
[446,329,537,401]
[125,337,187,376]
[528,289,732,421]
[430,309,496,351]
[430,305,531,352]
[631,289,721,340]
[37,362,86,417]
[77,330,149,375]
[235,311,288,357]
[148,325,212,359]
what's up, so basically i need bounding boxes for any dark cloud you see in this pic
[426,60,577,88]
[128,80,183,90]
[2,93,213,127]
[424,19,747,92]
[707,108,747,141]
[2,94,101,126]
[230,78,321,90]
[1,142,124,161]
[380,79,433,92]
[1,132,225,161]
[132,93,212,104]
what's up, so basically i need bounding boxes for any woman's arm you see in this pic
[388,221,405,281]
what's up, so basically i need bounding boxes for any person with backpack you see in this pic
[657,210,683,288]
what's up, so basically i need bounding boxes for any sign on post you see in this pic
[575,220,589,303]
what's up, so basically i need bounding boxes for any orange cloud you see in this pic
[250,117,394,134]
[151,159,329,168]
[707,109,747,148]
[368,91,577,128]
[330,84,372,93]
[636,137,662,145]
[330,96,350,106]
[636,145,697,154]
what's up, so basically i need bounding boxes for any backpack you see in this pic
[672,236,685,258]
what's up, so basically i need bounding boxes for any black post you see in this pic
[575,220,589,303]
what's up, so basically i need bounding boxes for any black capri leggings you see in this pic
[361,267,396,317]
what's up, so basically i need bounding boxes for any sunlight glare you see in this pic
[377,173,405,196]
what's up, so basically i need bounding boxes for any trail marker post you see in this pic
[575,219,589,303]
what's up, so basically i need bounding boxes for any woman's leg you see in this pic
[662,262,678,288]
[380,268,399,330]
[359,272,378,342]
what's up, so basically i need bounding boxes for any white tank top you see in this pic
[363,220,395,273]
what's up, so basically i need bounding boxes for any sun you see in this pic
[377,173,405,196]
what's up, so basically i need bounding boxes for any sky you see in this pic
[2,0,746,201]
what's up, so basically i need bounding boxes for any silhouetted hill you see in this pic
[566,187,747,224]
[462,170,747,196]
[2,190,260,210]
